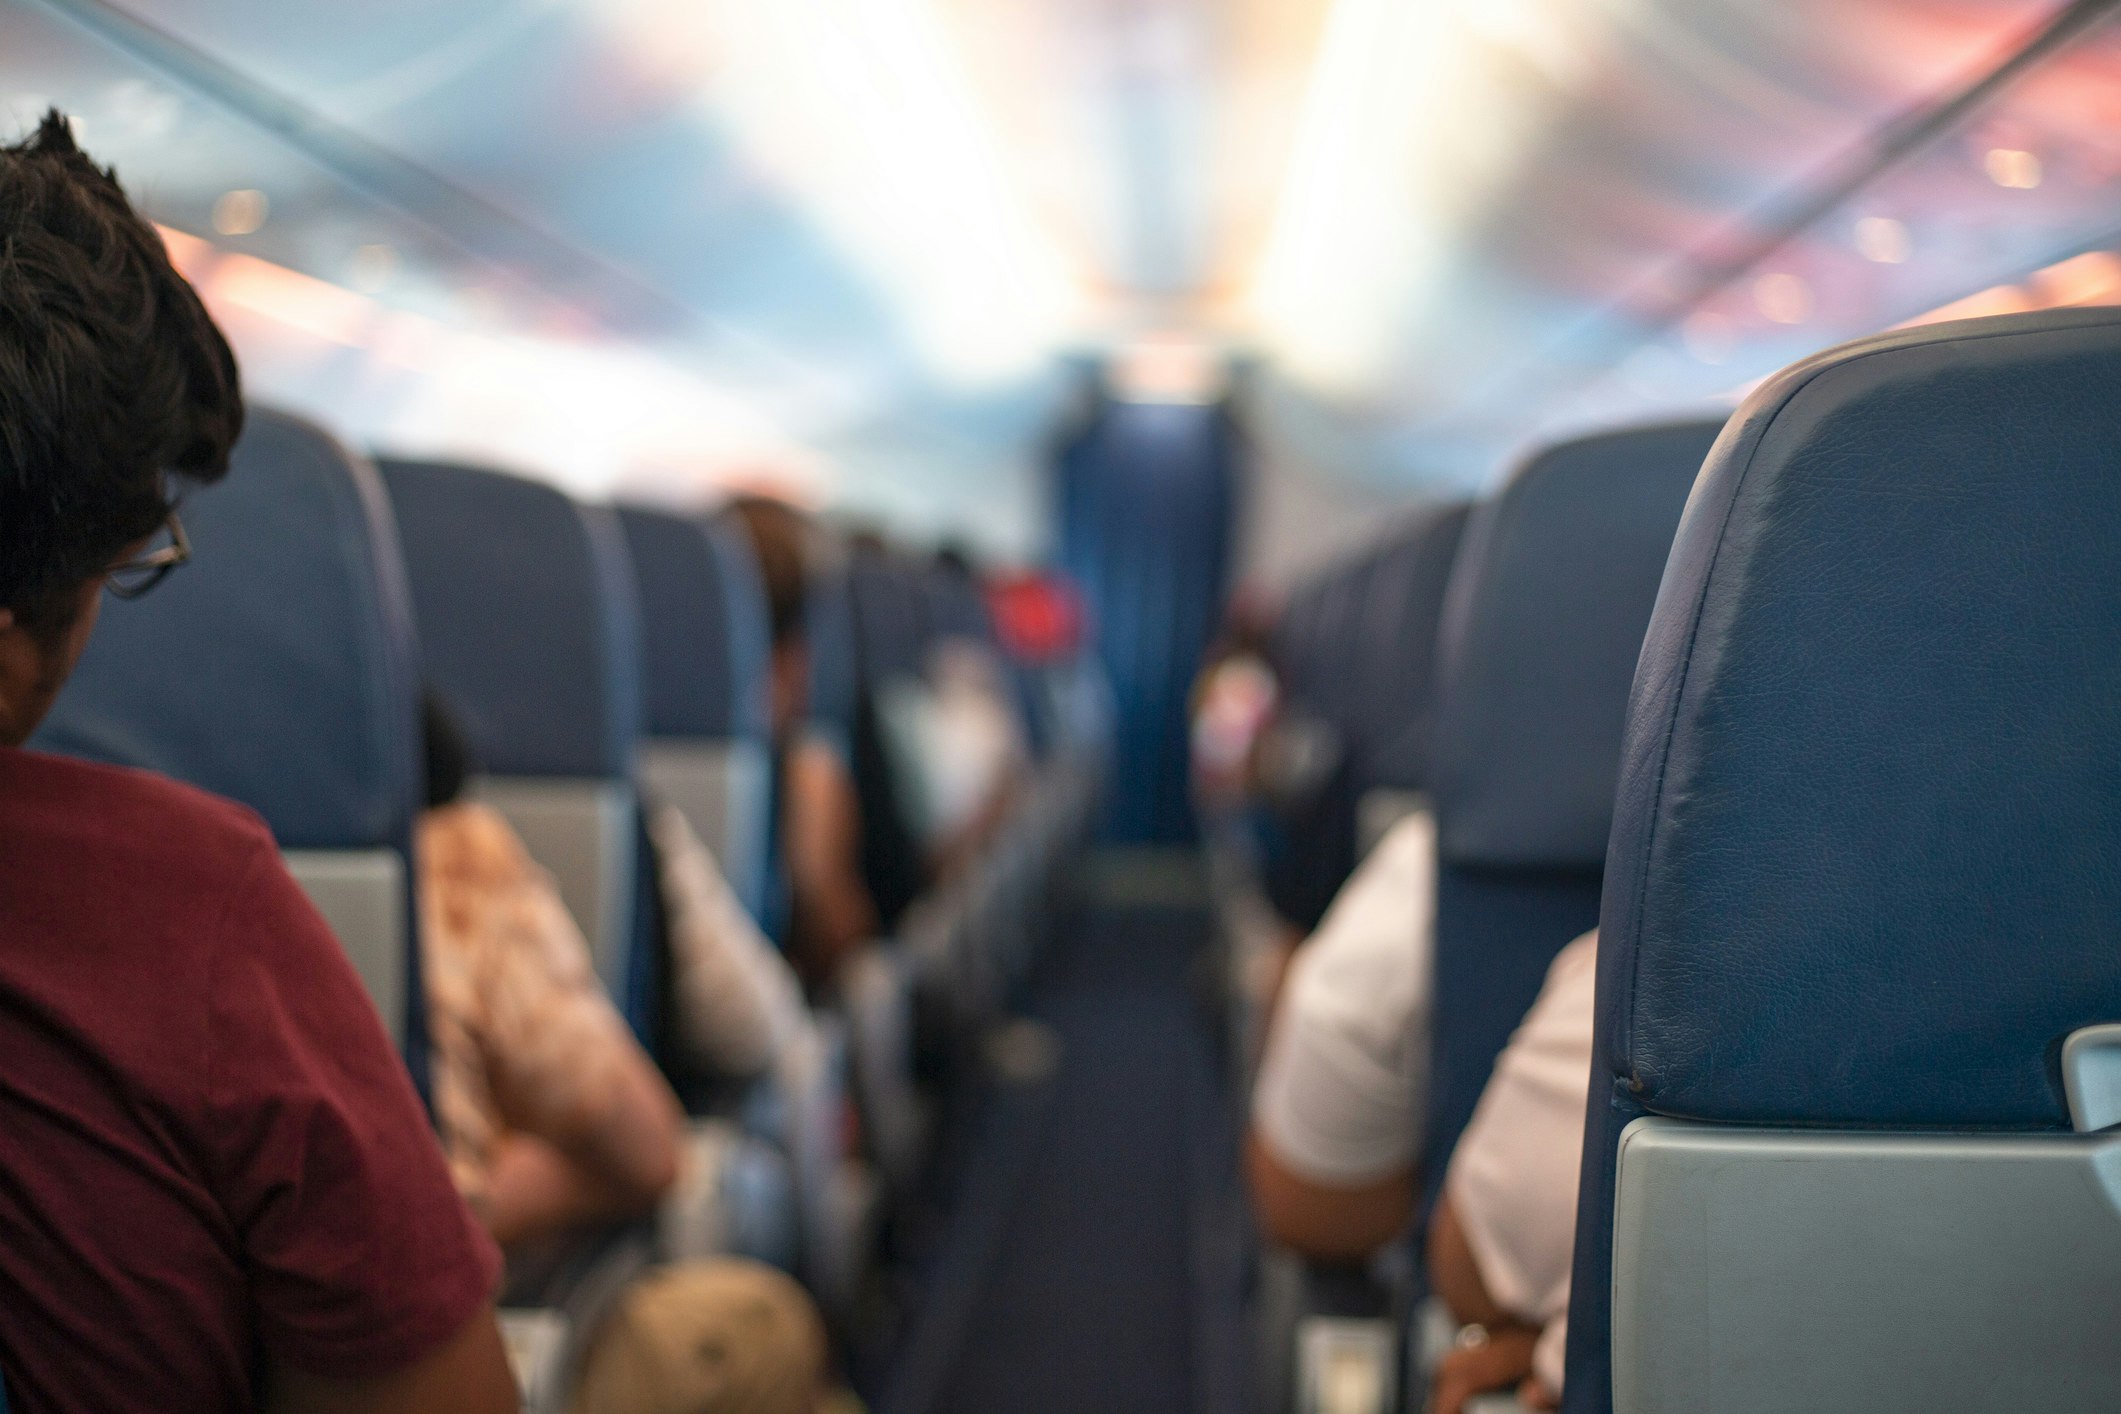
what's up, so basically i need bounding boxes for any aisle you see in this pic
[881,904,1247,1414]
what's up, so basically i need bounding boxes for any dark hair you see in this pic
[0,111,243,636]
[723,494,811,649]
[421,688,477,809]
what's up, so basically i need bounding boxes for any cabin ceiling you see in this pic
[4,0,2118,527]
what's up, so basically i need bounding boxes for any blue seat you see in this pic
[1566,310,2121,1414]
[1352,502,1473,805]
[1262,560,1380,931]
[617,506,775,925]
[376,458,649,1028]
[1422,420,1721,1200]
[37,408,428,1085]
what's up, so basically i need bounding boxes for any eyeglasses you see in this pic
[104,510,190,600]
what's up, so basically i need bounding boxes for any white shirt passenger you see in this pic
[1445,929,1599,1399]
[1251,811,1436,1185]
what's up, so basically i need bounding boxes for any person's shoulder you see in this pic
[0,747,276,873]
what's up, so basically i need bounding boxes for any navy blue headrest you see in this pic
[1567,306,2121,1414]
[1604,308,2121,1130]
[1429,421,1723,868]
[1356,502,1473,790]
[847,552,932,684]
[616,506,771,742]
[379,459,641,779]
[804,566,860,747]
[39,409,421,850]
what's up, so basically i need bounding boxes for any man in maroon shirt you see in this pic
[0,114,517,1412]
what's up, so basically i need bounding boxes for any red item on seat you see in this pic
[0,748,500,1413]
[987,572,1085,663]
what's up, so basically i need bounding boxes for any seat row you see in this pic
[33,408,1108,1408]
[1216,307,2121,1414]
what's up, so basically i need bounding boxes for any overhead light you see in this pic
[211,189,269,237]
[1854,216,1910,265]
[596,0,1077,384]
[1754,272,1813,325]
[1682,311,1734,365]
[1984,148,2042,190]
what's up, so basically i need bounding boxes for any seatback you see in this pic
[617,506,775,923]
[1423,421,1719,1196]
[1262,561,1376,930]
[36,409,427,1077]
[1566,310,2121,1414]
[1353,502,1473,804]
[377,459,647,1015]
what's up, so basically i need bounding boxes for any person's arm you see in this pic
[1244,814,1435,1262]
[459,820,682,1244]
[264,1306,516,1414]
[202,837,506,1393]
[784,736,879,984]
[1244,1132,1413,1261]
[482,1050,681,1248]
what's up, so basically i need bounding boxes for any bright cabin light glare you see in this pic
[1682,310,1734,365]
[349,244,399,294]
[1985,148,2043,190]
[595,0,1077,384]
[1754,272,1813,325]
[1251,0,1452,392]
[1855,216,1910,264]
[212,189,269,237]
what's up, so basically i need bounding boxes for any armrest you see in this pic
[498,1225,656,1414]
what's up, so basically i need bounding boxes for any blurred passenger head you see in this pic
[570,1259,827,1414]
[421,689,479,810]
[724,494,813,739]
[0,111,242,745]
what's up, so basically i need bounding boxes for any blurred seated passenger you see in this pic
[1425,930,1596,1414]
[1189,594,1280,812]
[418,694,682,1250]
[878,635,1028,884]
[0,113,515,1412]
[725,494,878,989]
[1244,811,1435,1261]
[649,797,814,1083]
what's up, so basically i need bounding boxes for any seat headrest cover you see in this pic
[617,506,770,741]
[379,460,642,779]
[847,552,932,684]
[37,410,421,849]
[1430,420,1722,868]
[1601,308,2121,1130]
[1357,501,1474,789]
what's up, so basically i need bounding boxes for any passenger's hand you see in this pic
[1429,1323,1538,1414]
[1520,1373,1560,1409]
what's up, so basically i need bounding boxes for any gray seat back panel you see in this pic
[284,848,406,1042]
[474,777,636,997]
[1613,1117,2121,1414]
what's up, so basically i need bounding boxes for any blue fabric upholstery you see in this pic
[1356,502,1473,791]
[36,408,428,1076]
[1430,422,1723,868]
[43,410,422,849]
[616,506,771,742]
[1565,309,2121,1414]
[1423,421,1719,1202]
[378,459,642,779]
